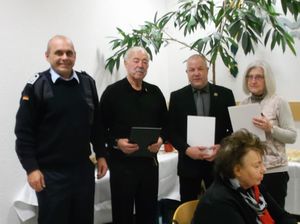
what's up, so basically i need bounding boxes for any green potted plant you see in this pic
[105,0,300,82]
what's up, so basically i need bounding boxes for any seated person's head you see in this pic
[214,129,267,189]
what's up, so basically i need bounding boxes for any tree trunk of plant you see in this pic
[212,62,216,84]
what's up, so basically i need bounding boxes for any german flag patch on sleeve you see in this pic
[22,95,30,101]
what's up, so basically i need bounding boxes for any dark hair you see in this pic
[214,129,266,178]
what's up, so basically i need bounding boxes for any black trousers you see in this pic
[179,174,213,203]
[36,162,95,224]
[261,171,289,209]
[109,157,159,224]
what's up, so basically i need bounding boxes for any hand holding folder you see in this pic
[129,127,162,157]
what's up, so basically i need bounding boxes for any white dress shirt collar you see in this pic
[50,68,80,84]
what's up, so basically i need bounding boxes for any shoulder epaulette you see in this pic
[27,73,40,85]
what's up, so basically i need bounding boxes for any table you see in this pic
[285,161,300,215]
[13,152,300,223]
[13,150,180,224]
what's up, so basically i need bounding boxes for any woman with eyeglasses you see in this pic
[240,60,297,208]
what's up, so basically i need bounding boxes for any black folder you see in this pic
[129,127,162,157]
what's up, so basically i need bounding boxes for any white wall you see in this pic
[0,0,299,223]
[0,1,169,223]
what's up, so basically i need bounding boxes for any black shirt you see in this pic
[99,77,167,158]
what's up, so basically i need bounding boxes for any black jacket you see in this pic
[192,176,297,224]
[98,78,168,159]
[168,83,235,178]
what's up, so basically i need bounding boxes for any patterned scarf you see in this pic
[250,94,265,103]
[229,179,274,224]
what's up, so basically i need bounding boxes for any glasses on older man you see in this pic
[246,75,264,81]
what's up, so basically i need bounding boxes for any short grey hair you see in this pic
[242,60,276,97]
[124,46,150,62]
[186,54,208,70]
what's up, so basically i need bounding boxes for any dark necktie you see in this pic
[195,90,206,116]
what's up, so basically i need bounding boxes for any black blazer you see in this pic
[192,177,297,224]
[168,83,235,178]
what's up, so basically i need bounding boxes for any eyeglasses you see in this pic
[246,75,264,81]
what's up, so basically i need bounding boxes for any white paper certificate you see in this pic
[228,104,266,141]
[187,115,216,147]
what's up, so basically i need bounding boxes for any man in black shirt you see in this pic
[15,35,108,224]
[99,46,168,224]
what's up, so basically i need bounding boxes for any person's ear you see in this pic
[233,164,241,178]
[45,52,50,62]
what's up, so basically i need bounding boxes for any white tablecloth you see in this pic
[285,161,300,215]
[13,151,180,223]
[14,153,299,223]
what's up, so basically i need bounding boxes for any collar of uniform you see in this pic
[192,83,210,93]
[50,68,80,84]
[124,77,148,93]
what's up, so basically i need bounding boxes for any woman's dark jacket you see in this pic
[192,176,296,224]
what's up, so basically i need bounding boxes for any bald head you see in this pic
[46,35,75,55]
[45,35,76,78]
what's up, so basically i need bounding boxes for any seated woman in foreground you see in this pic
[192,129,296,224]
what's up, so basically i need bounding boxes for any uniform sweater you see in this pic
[15,70,104,173]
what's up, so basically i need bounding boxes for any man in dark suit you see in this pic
[168,54,235,202]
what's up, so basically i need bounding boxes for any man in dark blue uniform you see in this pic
[99,46,168,224]
[15,35,108,224]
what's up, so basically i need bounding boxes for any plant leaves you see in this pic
[105,0,298,77]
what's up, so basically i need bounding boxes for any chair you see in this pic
[172,199,199,224]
